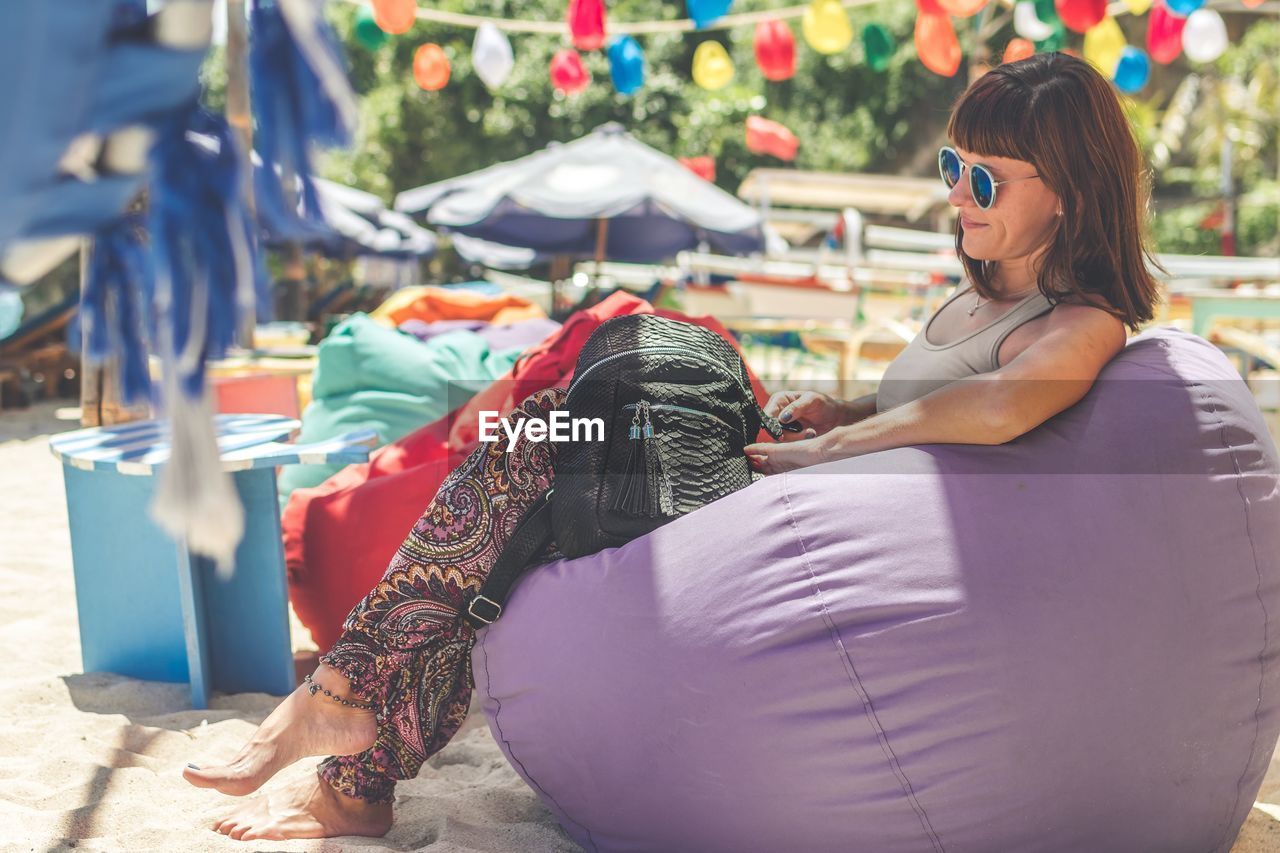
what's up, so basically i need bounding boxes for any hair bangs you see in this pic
[946,73,1036,163]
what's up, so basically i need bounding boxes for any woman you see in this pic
[182,52,1160,841]
[746,51,1158,472]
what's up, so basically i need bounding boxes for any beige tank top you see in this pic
[875,285,1055,413]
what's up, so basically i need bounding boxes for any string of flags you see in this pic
[350,0,1263,90]
[345,0,1265,165]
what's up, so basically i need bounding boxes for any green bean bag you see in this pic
[277,313,520,499]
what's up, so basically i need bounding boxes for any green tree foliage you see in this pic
[1128,20,1279,255]
[319,0,964,200]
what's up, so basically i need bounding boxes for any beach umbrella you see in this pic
[228,137,435,261]
[261,172,436,259]
[448,232,547,270]
[310,180,437,259]
[393,122,765,263]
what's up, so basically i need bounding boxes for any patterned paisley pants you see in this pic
[316,386,568,804]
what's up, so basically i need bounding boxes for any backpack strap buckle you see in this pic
[467,595,503,626]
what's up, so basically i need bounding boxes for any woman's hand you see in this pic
[762,391,848,442]
[744,435,827,475]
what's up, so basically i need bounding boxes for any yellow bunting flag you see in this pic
[1082,16,1126,77]
[692,41,735,90]
[802,0,854,55]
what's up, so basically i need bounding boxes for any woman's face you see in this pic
[947,145,1061,266]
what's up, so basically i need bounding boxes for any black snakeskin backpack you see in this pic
[466,313,794,628]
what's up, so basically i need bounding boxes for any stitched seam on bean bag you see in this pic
[780,472,946,853]
[478,630,601,853]
[1198,381,1273,853]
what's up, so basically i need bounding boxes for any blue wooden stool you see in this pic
[50,414,376,709]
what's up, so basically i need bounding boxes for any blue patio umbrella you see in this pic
[393,123,765,264]
[226,143,437,260]
[448,232,547,270]
[285,177,437,260]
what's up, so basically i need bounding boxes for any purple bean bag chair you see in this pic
[472,327,1280,853]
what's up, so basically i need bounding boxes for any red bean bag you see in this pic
[284,291,770,651]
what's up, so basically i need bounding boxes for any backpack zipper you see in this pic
[567,346,753,400]
[566,344,782,438]
[621,401,735,433]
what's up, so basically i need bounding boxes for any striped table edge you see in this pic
[50,415,379,475]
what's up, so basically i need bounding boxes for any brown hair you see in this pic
[946,52,1162,331]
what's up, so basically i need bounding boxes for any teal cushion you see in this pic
[277,313,520,499]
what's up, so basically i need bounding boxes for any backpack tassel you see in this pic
[611,402,675,518]
[611,405,651,517]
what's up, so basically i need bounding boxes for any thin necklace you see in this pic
[967,285,1038,316]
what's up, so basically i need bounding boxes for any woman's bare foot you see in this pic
[209,770,393,841]
[183,665,377,797]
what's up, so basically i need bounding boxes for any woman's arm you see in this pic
[746,305,1126,473]
[839,392,879,426]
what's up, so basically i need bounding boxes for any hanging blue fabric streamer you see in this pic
[148,106,262,398]
[0,0,207,284]
[147,105,264,574]
[82,213,154,404]
[249,0,358,243]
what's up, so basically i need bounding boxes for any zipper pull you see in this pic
[629,406,642,440]
[641,400,655,439]
[757,401,785,439]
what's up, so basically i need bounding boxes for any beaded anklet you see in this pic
[303,673,377,712]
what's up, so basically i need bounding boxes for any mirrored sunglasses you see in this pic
[938,146,1040,211]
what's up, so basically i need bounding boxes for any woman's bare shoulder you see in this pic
[1053,288,1117,312]
[1045,298,1128,352]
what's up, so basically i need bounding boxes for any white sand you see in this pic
[0,402,578,852]
[2,401,1278,852]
